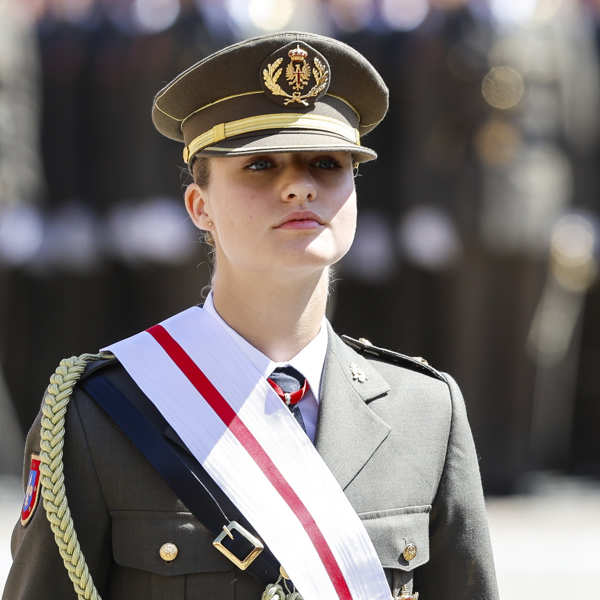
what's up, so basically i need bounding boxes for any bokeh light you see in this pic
[380,0,429,31]
[481,66,525,110]
[397,205,461,270]
[551,213,598,293]
[106,198,195,264]
[0,204,43,266]
[248,0,294,31]
[133,0,180,33]
[328,0,375,32]
[489,0,538,24]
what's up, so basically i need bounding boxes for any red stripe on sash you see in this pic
[147,324,352,600]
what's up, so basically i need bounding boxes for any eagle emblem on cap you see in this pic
[261,42,330,107]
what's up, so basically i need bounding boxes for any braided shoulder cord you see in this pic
[40,353,110,600]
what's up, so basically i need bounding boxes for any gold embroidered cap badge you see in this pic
[261,42,330,108]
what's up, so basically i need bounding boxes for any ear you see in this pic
[184,183,212,231]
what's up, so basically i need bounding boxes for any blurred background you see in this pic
[1,0,599,596]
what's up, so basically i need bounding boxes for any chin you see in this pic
[273,246,348,272]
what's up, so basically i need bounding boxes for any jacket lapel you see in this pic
[315,326,391,490]
[162,327,393,491]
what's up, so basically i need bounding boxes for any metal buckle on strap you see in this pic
[212,521,264,570]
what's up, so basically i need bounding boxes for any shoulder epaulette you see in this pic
[341,335,445,382]
[79,352,118,382]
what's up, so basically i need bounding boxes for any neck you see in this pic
[211,266,329,362]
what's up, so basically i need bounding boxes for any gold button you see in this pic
[159,542,179,562]
[402,542,417,562]
[358,337,373,346]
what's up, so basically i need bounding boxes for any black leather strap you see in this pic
[81,374,280,584]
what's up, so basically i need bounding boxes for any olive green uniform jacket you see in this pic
[4,329,499,600]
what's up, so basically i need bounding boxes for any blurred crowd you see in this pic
[1,0,600,493]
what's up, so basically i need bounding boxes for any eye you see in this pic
[312,156,341,170]
[246,157,274,171]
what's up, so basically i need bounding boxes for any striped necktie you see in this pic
[267,366,308,432]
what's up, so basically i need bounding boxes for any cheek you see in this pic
[335,190,358,246]
[210,188,263,250]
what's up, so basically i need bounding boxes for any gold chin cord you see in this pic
[40,353,109,600]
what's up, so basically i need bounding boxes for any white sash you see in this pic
[104,307,391,600]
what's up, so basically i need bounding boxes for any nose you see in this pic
[280,164,317,204]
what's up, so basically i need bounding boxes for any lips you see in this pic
[275,211,325,229]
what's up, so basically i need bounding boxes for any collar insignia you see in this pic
[350,362,367,383]
[261,41,330,108]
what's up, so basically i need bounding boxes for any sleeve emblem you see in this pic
[20,453,41,527]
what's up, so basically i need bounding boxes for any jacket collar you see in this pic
[163,323,392,491]
[314,324,391,489]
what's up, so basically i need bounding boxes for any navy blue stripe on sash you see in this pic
[81,373,280,584]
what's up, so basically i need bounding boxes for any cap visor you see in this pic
[198,129,377,163]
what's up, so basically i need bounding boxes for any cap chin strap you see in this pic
[183,113,360,163]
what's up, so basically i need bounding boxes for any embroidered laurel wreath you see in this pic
[263,57,329,106]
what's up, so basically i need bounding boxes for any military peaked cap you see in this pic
[152,31,388,165]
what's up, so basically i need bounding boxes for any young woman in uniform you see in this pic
[5,32,499,600]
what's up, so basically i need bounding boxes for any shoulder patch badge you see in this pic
[21,453,42,527]
[261,41,330,108]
